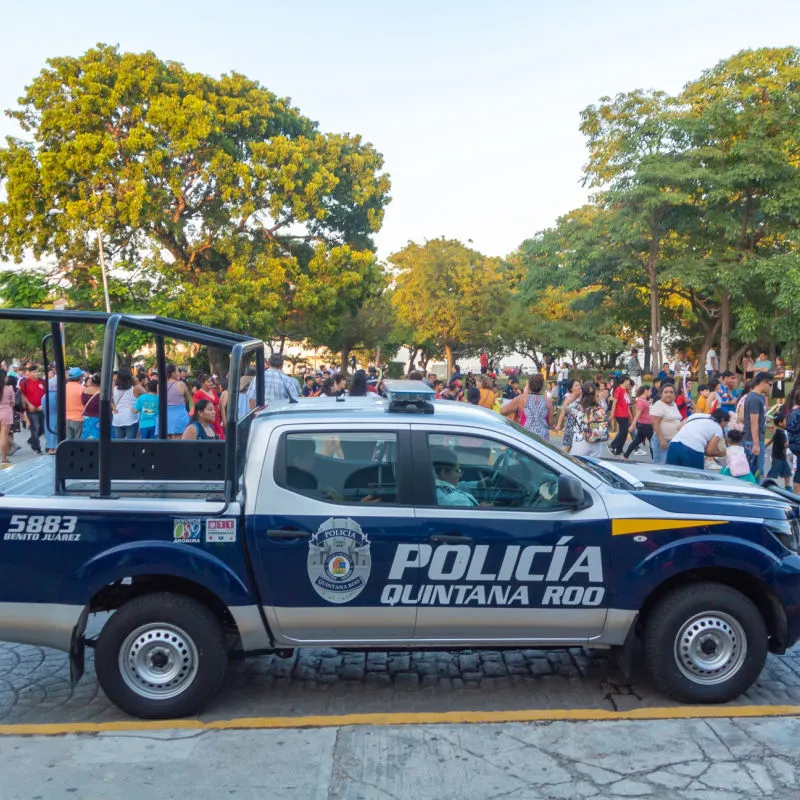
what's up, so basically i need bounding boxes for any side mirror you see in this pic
[557,474,585,507]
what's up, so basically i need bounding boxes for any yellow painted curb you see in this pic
[1,704,799,736]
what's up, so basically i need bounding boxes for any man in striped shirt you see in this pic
[247,353,300,410]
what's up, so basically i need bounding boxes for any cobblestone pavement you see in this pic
[4,717,800,799]
[2,632,800,724]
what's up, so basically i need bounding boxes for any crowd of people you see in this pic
[3,346,799,493]
[328,348,797,492]
[0,359,236,467]
[232,353,800,497]
[514,349,799,493]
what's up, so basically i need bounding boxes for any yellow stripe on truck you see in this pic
[612,519,728,536]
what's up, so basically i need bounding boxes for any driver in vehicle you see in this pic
[432,447,489,507]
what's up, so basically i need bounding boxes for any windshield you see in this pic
[504,417,635,489]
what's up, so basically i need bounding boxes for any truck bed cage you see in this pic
[0,309,265,501]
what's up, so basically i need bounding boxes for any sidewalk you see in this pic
[2,716,799,799]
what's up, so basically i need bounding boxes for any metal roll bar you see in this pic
[0,309,265,501]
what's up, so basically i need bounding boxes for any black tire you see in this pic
[95,592,228,719]
[644,582,767,704]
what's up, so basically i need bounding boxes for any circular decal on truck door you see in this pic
[307,517,371,604]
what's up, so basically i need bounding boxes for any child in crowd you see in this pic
[676,384,691,419]
[134,380,159,439]
[722,429,756,483]
[596,380,610,411]
[695,384,711,414]
[766,412,792,488]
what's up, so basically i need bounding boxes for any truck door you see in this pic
[249,423,419,644]
[406,429,610,643]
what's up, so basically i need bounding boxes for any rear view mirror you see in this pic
[558,474,585,507]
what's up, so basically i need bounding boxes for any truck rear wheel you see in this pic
[644,582,767,704]
[95,592,228,719]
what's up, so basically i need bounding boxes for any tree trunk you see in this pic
[208,346,229,381]
[340,345,350,375]
[720,288,731,371]
[647,236,661,372]
[699,318,722,382]
[375,345,381,368]
[407,347,418,374]
[729,344,749,377]
[445,343,454,376]
[643,335,651,374]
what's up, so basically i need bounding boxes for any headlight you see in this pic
[767,518,800,552]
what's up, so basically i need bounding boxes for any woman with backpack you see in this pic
[567,382,608,457]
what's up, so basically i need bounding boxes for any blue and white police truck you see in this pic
[1,309,800,719]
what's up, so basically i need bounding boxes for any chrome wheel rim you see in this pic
[674,611,747,685]
[119,623,199,700]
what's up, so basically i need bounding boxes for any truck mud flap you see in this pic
[69,606,89,687]
[612,611,639,681]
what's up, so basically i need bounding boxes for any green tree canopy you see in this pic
[390,238,510,374]
[0,44,391,353]
[678,47,800,369]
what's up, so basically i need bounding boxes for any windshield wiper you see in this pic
[576,458,636,490]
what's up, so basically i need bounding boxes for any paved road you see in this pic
[3,636,800,725]
[2,717,800,799]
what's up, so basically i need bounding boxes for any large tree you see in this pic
[0,44,391,351]
[679,47,800,369]
[580,90,693,371]
[390,238,509,374]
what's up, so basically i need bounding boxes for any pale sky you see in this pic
[1,0,799,261]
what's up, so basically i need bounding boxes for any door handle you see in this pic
[428,534,473,544]
[266,529,311,540]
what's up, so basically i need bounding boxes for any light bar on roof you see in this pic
[383,380,436,413]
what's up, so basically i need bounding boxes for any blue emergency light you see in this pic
[384,380,436,414]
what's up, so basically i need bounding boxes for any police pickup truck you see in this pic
[1,310,800,719]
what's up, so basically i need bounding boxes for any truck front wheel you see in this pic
[644,582,768,704]
[95,592,228,719]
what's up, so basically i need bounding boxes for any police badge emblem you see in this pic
[307,517,371,604]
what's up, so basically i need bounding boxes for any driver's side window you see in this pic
[426,433,563,511]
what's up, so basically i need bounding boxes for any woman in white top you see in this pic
[666,409,730,471]
[111,368,139,439]
[650,384,683,464]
